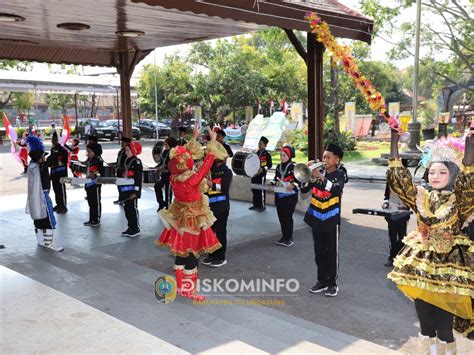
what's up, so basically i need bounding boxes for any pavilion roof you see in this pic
[0,0,373,67]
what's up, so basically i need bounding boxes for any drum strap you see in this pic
[278,162,294,181]
[124,157,138,177]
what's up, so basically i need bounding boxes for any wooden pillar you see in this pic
[307,33,324,161]
[118,52,133,139]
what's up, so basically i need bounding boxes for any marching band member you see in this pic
[271,145,298,247]
[216,129,233,158]
[120,141,143,238]
[202,154,232,267]
[302,144,346,297]
[157,127,227,300]
[250,136,272,212]
[17,131,29,174]
[113,136,131,204]
[83,143,104,227]
[387,129,473,354]
[381,159,410,267]
[155,137,177,211]
[25,135,63,251]
[65,138,81,177]
[177,127,188,146]
[46,132,68,214]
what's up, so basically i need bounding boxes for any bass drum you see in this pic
[102,163,117,178]
[231,151,260,178]
[152,140,165,164]
[143,168,159,184]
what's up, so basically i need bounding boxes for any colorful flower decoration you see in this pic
[306,12,402,132]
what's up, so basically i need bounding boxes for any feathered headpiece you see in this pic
[419,137,465,168]
[26,135,45,153]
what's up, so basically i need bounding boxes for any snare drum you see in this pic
[231,151,260,177]
[71,161,87,174]
[103,163,117,178]
[143,168,158,184]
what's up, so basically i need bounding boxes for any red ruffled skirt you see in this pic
[156,196,221,257]
[157,227,221,258]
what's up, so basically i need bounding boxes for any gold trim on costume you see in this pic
[461,164,474,174]
[388,159,403,168]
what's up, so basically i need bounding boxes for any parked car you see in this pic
[76,119,117,141]
[138,119,171,138]
[106,120,141,140]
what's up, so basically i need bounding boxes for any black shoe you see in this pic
[126,229,141,238]
[256,207,266,212]
[249,206,257,210]
[90,221,101,227]
[384,258,394,267]
[83,221,92,226]
[56,207,68,214]
[121,228,131,237]
[53,206,59,212]
[209,259,227,268]
[201,256,214,266]
[275,238,294,247]
[309,282,328,294]
[325,286,338,297]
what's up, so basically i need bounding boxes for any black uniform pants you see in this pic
[51,172,67,208]
[385,216,409,260]
[415,299,454,342]
[155,175,172,208]
[276,194,298,241]
[251,173,266,208]
[209,211,229,260]
[124,198,139,230]
[312,224,340,287]
[86,185,101,222]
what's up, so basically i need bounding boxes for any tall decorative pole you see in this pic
[153,49,159,139]
[407,0,422,152]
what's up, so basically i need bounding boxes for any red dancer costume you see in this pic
[65,138,81,177]
[17,133,29,173]
[157,130,227,301]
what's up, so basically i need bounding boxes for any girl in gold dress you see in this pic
[387,129,473,354]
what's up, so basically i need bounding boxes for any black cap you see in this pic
[122,136,131,143]
[29,150,47,163]
[324,143,343,159]
[165,137,178,148]
[87,143,103,156]
[259,136,269,145]
[88,135,98,143]
[217,129,226,137]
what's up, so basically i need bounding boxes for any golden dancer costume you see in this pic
[387,130,474,354]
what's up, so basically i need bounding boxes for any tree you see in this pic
[45,94,75,116]
[0,60,32,109]
[12,92,35,116]
[137,55,194,119]
[360,0,473,91]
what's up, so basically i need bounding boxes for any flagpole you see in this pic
[153,49,159,139]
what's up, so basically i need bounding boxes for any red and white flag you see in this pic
[281,98,289,115]
[257,99,262,114]
[269,97,274,115]
[60,115,71,146]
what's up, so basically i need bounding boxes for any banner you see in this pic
[345,102,356,132]
[388,102,400,120]
[290,102,303,128]
[243,112,289,151]
[399,111,411,132]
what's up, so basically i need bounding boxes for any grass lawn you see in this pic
[270,140,390,165]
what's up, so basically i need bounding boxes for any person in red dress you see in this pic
[157,127,228,301]
[65,138,81,177]
[17,131,29,174]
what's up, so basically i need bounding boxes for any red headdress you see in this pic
[168,145,194,175]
